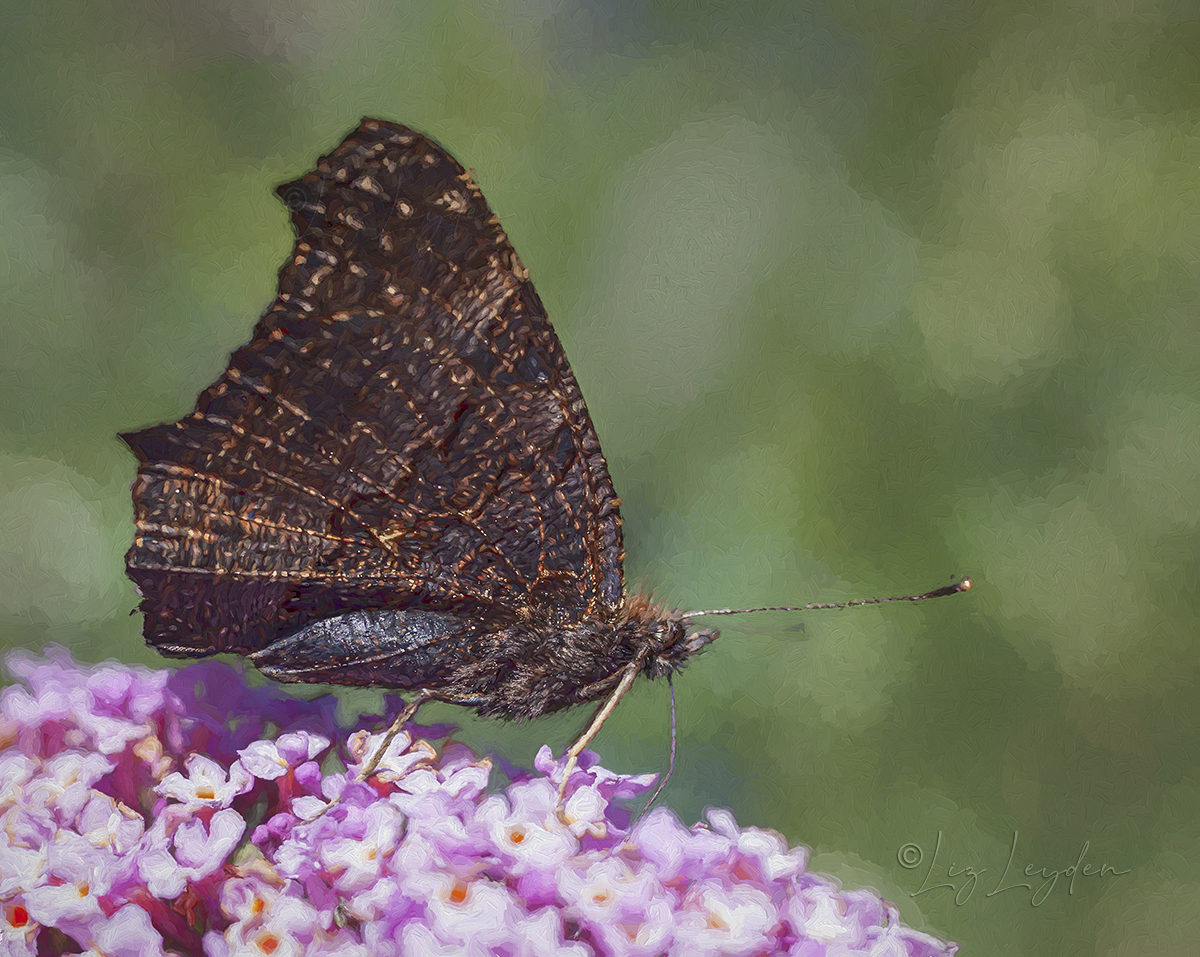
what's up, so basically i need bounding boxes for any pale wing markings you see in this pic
[434,263,614,613]
[249,315,522,575]
[190,409,506,577]
[546,382,600,613]
[422,278,581,601]
[133,513,359,550]
[130,561,460,589]
[175,412,367,530]
[224,353,414,511]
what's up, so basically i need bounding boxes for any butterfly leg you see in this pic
[299,689,434,824]
[556,660,642,809]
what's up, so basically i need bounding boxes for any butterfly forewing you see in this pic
[124,119,624,661]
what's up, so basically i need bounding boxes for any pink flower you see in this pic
[1,647,958,957]
[239,731,332,781]
[156,754,253,809]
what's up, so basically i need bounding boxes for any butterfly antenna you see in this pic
[682,578,971,620]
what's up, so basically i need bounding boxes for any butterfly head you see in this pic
[646,620,718,680]
[623,594,719,679]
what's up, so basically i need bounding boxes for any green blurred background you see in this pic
[3,0,1199,953]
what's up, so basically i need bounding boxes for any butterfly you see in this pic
[122,118,968,803]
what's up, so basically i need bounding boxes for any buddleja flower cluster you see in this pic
[0,647,957,956]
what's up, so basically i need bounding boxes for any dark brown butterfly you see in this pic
[122,118,968,799]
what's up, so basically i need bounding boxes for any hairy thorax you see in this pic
[442,594,716,721]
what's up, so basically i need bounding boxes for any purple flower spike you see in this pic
[1,648,958,956]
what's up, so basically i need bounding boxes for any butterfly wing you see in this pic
[123,118,624,659]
